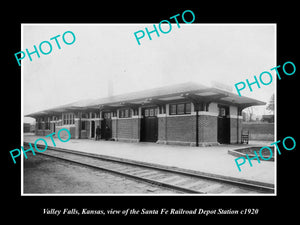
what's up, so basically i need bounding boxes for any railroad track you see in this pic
[23,142,274,194]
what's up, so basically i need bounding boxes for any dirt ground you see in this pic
[24,134,275,185]
[23,154,180,194]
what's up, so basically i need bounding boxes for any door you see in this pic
[217,105,230,144]
[141,107,158,142]
[91,121,95,138]
[101,112,112,140]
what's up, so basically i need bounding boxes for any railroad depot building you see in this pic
[25,82,265,146]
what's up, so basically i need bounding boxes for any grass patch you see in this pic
[235,146,274,158]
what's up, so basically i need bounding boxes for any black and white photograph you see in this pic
[4,5,298,221]
[21,24,276,195]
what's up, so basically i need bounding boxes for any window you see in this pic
[81,121,86,130]
[124,109,129,118]
[169,103,192,115]
[104,112,111,119]
[219,107,226,117]
[45,117,50,130]
[133,108,139,116]
[143,107,158,117]
[37,118,42,130]
[185,103,191,113]
[145,109,149,117]
[159,105,166,114]
[119,109,131,118]
[177,104,185,115]
[120,110,124,118]
[149,109,154,116]
[170,104,177,115]
[63,113,75,125]
[198,102,209,111]
[58,116,62,126]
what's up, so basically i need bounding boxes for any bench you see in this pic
[241,130,249,144]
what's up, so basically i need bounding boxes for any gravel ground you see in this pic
[24,134,275,184]
[23,154,181,194]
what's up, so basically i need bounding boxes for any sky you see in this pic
[22,24,276,123]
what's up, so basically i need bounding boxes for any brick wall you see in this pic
[115,118,140,142]
[157,115,196,145]
[132,118,140,141]
[81,130,88,139]
[85,121,90,138]
[75,119,80,139]
[157,114,219,146]
[117,119,133,139]
[56,125,76,139]
[242,122,274,141]
[35,122,53,136]
[36,129,52,136]
[228,106,243,144]
[158,116,167,142]
[167,115,196,143]
[35,124,75,139]
[111,118,118,139]
[198,115,218,144]
[230,117,243,143]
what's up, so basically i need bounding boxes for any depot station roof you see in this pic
[25,82,265,118]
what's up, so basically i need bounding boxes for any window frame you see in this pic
[133,108,139,116]
[177,103,185,115]
[169,102,192,115]
[170,104,177,115]
[119,108,132,118]
[63,113,75,125]
[81,121,86,130]
[185,103,191,113]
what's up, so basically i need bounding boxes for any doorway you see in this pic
[91,121,95,138]
[101,112,112,140]
[217,105,230,144]
[140,107,158,142]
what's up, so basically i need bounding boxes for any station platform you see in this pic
[23,134,275,187]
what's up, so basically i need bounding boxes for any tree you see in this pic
[245,106,254,121]
[266,94,274,114]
